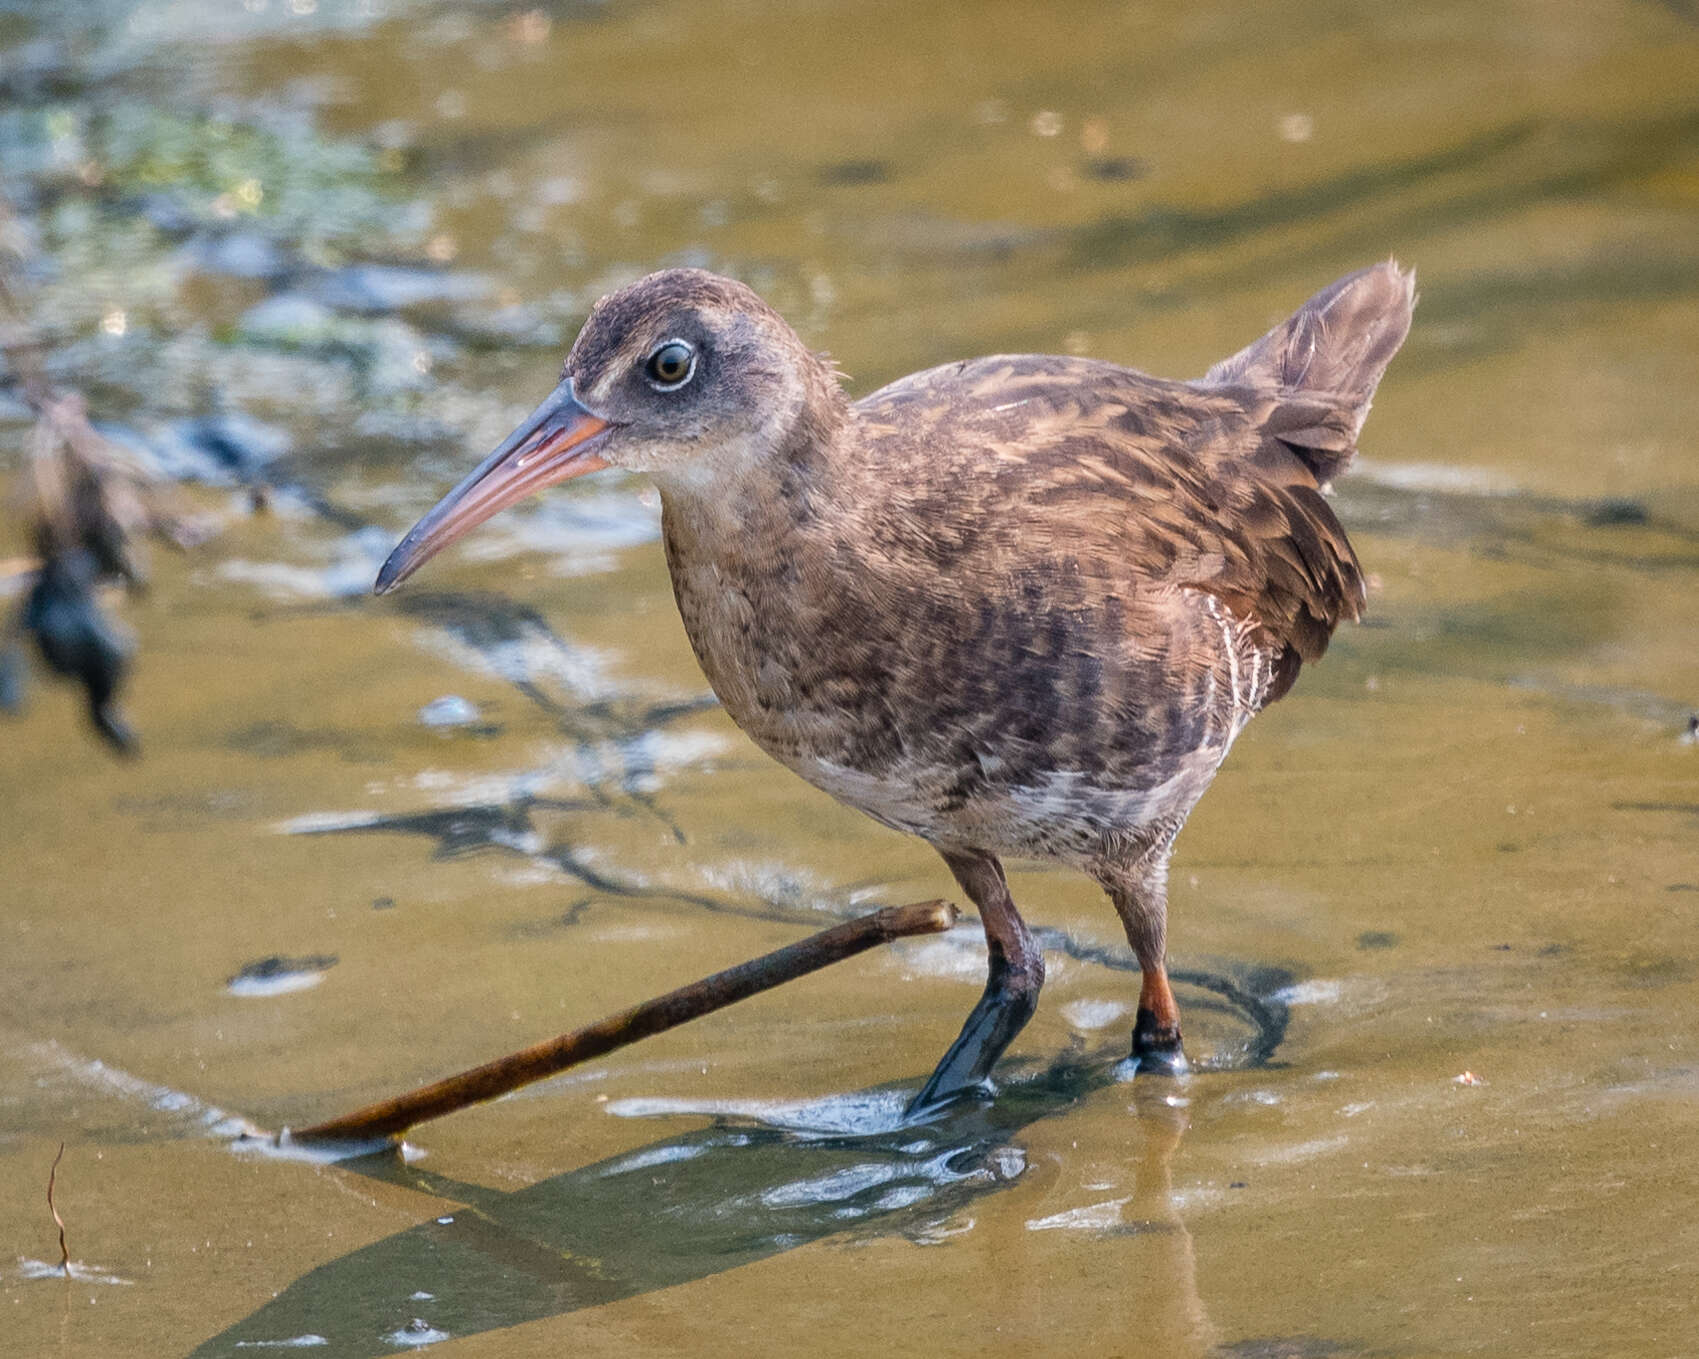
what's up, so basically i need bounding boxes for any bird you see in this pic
[376,261,1414,1115]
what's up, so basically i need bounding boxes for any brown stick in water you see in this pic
[284,899,958,1147]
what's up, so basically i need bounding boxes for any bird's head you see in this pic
[374,268,836,594]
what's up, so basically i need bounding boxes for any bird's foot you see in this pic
[902,961,1041,1121]
[1124,1006,1189,1078]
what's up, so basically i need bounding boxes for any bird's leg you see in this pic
[1110,852,1189,1077]
[906,848,1044,1117]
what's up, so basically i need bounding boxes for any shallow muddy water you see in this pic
[2,2,1697,1355]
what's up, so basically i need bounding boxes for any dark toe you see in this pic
[1128,1041,1189,1077]
[903,1077,994,1122]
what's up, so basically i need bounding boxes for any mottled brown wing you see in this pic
[1186,391,1368,670]
[851,356,1367,688]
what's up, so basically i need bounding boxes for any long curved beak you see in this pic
[374,379,612,595]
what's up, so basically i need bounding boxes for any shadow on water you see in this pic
[190,1053,1237,1358]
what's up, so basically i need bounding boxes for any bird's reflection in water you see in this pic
[1114,1086,1215,1357]
[192,1055,1223,1356]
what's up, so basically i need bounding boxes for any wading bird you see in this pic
[377,263,1413,1113]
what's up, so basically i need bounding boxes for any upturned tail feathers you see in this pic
[1202,260,1416,485]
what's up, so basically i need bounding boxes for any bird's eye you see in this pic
[645,340,696,389]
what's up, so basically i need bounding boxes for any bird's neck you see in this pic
[652,369,849,569]
[652,379,860,750]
